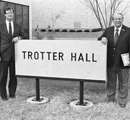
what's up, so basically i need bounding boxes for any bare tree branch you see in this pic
[121,2,130,14]
[79,0,130,31]
[50,11,64,28]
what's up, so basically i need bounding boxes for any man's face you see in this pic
[113,14,123,28]
[5,9,14,21]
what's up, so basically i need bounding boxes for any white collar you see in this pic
[114,26,122,31]
[6,20,13,24]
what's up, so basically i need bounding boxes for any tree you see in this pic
[50,10,64,29]
[79,0,130,31]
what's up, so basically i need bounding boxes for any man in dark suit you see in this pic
[98,13,130,108]
[0,7,24,100]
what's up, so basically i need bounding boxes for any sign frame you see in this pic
[15,39,107,83]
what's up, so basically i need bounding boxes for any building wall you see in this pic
[31,0,99,29]
[31,0,130,29]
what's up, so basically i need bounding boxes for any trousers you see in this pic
[107,66,129,105]
[0,57,17,98]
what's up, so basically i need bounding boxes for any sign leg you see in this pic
[79,81,84,105]
[36,78,40,101]
[70,81,93,110]
[27,78,49,104]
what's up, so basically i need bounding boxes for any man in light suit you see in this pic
[0,7,24,100]
[98,13,130,108]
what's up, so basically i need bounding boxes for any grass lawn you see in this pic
[0,77,130,120]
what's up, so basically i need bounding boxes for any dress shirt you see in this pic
[6,20,14,35]
[114,26,122,36]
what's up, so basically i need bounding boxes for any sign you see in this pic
[15,40,107,81]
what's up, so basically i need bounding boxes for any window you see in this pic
[0,2,6,22]
[0,1,29,39]
[23,6,29,39]
[16,4,22,26]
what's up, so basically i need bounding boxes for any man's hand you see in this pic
[128,59,130,66]
[12,36,21,43]
[101,37,108,45]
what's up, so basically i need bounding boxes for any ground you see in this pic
[0,77,130,120]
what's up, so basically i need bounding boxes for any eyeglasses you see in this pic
[114,18,123,21]
[6,12,14,15]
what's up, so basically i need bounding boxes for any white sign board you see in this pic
[15,40,107,81]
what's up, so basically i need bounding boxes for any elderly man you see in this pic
[98,13,130,108]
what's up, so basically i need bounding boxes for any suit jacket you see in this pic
[98,25,130,69]
[0,21,24,61]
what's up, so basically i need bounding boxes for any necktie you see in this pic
[9,22,12,37]
[114,29,119,46]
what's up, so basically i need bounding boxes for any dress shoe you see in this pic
[107,98,115,102]
[10,95,16,99]
[119,104,126,108]
[1,97,8,101]
[108,99,115,102]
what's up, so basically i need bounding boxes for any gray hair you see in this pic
[112,13,124,20]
